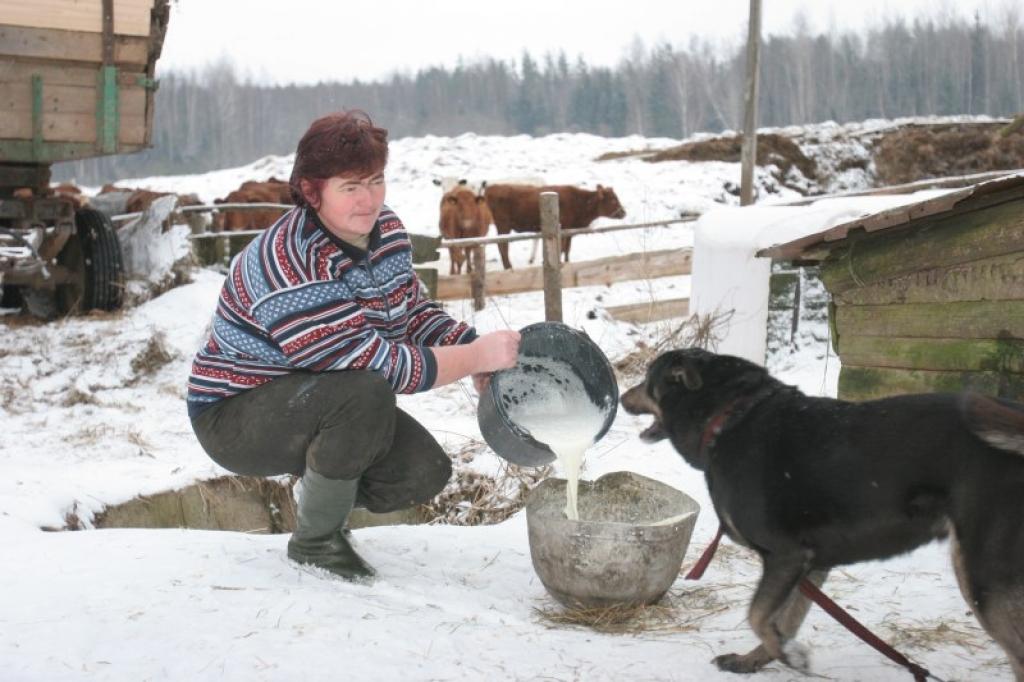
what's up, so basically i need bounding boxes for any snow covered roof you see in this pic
[759,170,1024,261]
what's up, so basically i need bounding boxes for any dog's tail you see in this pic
[961,393,1024,456]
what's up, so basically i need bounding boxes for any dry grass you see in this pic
[61,387,99,407]
[62,423,118,446]
[880,615,991,655]
[0,376,31,413]
[534,585,736,635]
[130,332,176,379]
[420,440,552,526]
[614,310,734,380]
[125,429,153,450]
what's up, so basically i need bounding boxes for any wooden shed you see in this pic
[760,173,1024,402]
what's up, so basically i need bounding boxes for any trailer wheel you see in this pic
[56,208,125,314]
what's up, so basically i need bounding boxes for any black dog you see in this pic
[621,348,1024,679]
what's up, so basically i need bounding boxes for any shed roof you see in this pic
[758,171,1024,261]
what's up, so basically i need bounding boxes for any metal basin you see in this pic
[526,471,700,609]
[478,321,618,467]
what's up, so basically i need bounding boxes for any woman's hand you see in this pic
[473,330,521,373]
[429,329,521,389]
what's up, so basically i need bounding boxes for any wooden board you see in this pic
[0,61,105,88]
[835,300,1024,340]
[0,0,154,37]
[0,24,150,65]
[436,248,692,300]
[820,199,1024,294]
[0,83,147,144]
[838,335,1024,374]
[605,297,690,324]
[838,365,1024,402]
[833,251,1024,306]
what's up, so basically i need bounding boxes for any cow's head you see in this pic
[595,185,626,220]
[439,186,490,234]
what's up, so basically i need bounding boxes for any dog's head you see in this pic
[621,348,778,468]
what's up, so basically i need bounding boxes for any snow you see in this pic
[2,119,1014,681]
[691,190,952,364]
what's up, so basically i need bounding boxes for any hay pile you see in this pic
[873,122,1024,185]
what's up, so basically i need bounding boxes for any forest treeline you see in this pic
[57,13,1024,184]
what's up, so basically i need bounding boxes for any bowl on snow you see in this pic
[525,471,700,609]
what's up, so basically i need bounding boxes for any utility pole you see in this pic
[740,0,762,206]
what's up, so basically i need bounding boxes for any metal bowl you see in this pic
[526,471,700,609]
[478,321,618,467]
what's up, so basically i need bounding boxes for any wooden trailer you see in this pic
[761,173,1024,402]
[0,0,169,315]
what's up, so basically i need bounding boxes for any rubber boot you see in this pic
[287,469,376,580]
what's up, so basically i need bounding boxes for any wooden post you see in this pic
[470,245,485,311]
[740,0,762,206]
[540,192,562,322]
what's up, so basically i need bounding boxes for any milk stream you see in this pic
[502,356,608,520]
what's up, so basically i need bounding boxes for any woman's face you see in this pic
[313,171,386,242]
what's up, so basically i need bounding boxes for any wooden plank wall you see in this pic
[0,75,148,144]
[0,0,154,37]
[822,197,1024,401]
[0,3,155,155]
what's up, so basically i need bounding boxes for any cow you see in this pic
[213,179,293,231]
[239,177,293,204]
[50,183,87,209]
[439,184,492,275]
[483,184,626,270]
[124,189,202,215]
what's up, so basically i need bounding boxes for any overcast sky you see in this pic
[158,0,1016,85]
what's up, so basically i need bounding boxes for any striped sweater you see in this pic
[187,205,476,418]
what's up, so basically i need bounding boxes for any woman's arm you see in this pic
[429,330,520,387]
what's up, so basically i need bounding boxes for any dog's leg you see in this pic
[951,531,1024,681]
[714,553,818,674]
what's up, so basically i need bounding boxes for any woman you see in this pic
[187,111,520,580]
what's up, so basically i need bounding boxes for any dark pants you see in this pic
[190,371,452,513]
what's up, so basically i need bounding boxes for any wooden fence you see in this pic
[114,197,696,324]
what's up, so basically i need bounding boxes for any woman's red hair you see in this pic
[289,110,388,208]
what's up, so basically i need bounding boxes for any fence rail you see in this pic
[114,198,698,316]
[439,217,694,248]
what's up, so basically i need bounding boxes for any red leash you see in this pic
[685,525,935,682]
[684,525,724,580]
[798,579,931,682]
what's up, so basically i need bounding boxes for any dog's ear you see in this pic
[670,362,703,391]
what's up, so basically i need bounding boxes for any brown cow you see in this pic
[51,183,87,209]
[439,185,491,275]
[213,179,293,231]
[483,184,626,270]
[239,177,293,204]
[125,189,201,214]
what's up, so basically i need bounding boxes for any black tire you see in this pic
[57,208,125,314]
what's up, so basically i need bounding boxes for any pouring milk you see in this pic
[501,356,609,520]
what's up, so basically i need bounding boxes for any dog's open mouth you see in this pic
[639,419,667,442]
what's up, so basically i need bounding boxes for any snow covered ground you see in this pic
[1,121,1015,680]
